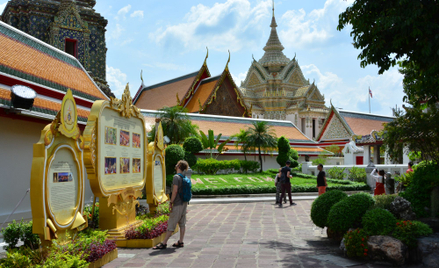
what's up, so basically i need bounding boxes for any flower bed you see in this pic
[122,203,175,248]
[0,227,117,268]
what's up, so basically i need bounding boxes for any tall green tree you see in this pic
[338,0,439,165]
[149,106,198,144]
[338,0,439,107]
[247,121,277,172]
[231,129,251,161]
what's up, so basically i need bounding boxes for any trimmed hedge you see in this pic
[326,192,375,232]
[192,183,370,195]
[311,190,348,228]
[362,208,397,236]
[193,159,259,174]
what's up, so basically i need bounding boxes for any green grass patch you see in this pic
[190,171,370,195]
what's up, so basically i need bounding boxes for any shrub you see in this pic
[84,203,99,228]
[362,208,396,235]
[240,160,260,173]
[1,220,40,250]
[348,167,367,183]
[327,166,346,180]
[400,161,439,217]
[266,168,279,175]
[0,249,33,268]
[312,157,326,165]
[289,148,299,160]
[311,190,348,228]
[327,193,375,232]
[183,137,203,153]
[392,220,433,248]
[343,228,369,258]
[184,152,197,168]
[165,144,185,175]
[276,136,298,168]
[373,194,398,210]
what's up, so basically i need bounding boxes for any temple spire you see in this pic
[258,1,290,72]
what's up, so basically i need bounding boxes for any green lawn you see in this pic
[188,172,370,195]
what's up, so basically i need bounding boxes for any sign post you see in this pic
[30,89,87,247]
[83,84,147,245]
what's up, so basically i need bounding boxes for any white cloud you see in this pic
[106,65,127,98]
[149,0,272,52]
[0,2,6,14]
[279,0,354,48]
[302,64,403,116]
[108,24,124,40]
[231,71,247,86]
[116,5,131,20]
[143,62,187,71]
[130,10,144,19]
[120,39,134,46]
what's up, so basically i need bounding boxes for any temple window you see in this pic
[65,38,77,58]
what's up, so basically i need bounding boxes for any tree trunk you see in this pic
[244,152,247,161]
[258,146,263,172]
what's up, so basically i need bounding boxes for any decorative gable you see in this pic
[321,115,351,141]
[308,87,324,101]
[288,69,306,86]
[247,72,261,87]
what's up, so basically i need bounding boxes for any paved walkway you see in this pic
[103,200,402,268]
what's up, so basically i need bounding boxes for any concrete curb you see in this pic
[191,190,367,199]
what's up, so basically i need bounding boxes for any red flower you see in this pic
[361,244,364,247]
[364,249,368,252]
[361,238,364,241]
[364,253,367,256]
[396,222,400,225]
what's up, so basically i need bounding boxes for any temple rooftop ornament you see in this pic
[258,1,290,72]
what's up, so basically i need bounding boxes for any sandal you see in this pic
[172,240,184,248]
[153,242,167,249]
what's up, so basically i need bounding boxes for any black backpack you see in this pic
[279,168,287,183]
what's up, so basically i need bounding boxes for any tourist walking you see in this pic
[153,160,190,249]
[275,168,286,204]
[371,168,385,196]
[316,164,327,196]
[279,160,296,207]
[406,162,414,173]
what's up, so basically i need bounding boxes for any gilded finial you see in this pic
[140,70,144,85]
[198,98,203,112]
[272,0,275,17]
[176,92,180,105]
[225,50,231,71]
[203,47,209,66]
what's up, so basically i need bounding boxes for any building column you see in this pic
[363,145,370,164]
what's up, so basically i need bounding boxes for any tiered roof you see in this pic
[0,20,108,123]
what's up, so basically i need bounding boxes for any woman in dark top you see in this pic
[317,164,327,196]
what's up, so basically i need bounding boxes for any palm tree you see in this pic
[231,129,251,161]
[247,121,277,172]
[155,106,198,144]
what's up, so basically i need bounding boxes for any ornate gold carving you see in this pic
[109,83,141,119]
[289,70,304,86]
[58,89,80,139]
[247,73,260,87]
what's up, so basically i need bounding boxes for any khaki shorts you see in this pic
[167,203,187,231]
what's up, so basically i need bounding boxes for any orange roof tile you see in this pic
[135,72,198,110]
[0,87,90,120]
[343,117,389,136]
[0,25,106,100]
[185,78,218,112]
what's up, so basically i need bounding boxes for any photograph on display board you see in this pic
[105,126,117,145]
[120,130,130,147]
[53,173,58,182]
[120,157,130,174]
[132,158,141,173]
[105,157,117,174]
[132,133,141,148]
[56,172,72,182]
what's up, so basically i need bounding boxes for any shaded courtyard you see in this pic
[103,200,417,268]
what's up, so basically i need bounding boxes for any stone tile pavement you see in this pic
[103,201,415,268]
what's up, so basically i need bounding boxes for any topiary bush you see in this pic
[183,137,203,153]
[276,136,298,168]
[362,208,397,235]
[184,152,197,168]
[311,190,348,228]
[165,144,185,175]
[327,192,375,233]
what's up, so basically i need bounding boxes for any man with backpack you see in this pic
[153,160,191,249]
[279,160,296,207]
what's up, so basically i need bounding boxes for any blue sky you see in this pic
[0,0,404,116]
